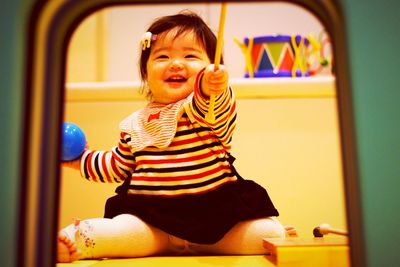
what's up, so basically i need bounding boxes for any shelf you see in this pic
[65,76,336,102]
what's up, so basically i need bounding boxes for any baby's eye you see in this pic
[185,54,199,59]
[156,55,169,59]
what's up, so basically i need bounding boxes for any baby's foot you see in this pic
[57,231,81,263]
[285,225,298,237]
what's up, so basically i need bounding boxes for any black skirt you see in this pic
[104,177,279,244]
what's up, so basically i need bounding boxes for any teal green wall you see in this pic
[0,1,30,267]
[341,0,400,266]
[1,0,399,266]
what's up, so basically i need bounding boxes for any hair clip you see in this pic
[141,32,157,50]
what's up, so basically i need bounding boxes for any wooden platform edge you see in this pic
[263,237,349,255]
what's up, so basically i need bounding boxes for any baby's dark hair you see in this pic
[139,10,223,94]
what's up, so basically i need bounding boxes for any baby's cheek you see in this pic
[190,61,208,72]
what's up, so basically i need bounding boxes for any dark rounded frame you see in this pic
[20,0,364,266]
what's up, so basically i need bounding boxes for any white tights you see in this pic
[61,214,285,259]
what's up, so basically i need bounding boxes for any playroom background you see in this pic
[61,2,344,238]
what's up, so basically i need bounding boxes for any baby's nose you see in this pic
[169,60,183,71]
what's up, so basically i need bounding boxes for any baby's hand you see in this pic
[62,157,81,170]
[201,64,228,97]
[62,144,88,170]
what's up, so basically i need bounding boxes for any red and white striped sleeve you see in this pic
[186,69,237,151]
[79,132,136,183]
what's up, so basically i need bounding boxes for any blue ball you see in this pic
[62,122,86,161]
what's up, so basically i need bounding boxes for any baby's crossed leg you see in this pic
[57,215,293,262]
[186,217,286,255]
[57,214,170,262]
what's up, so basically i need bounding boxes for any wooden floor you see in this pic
[57,255,275,267]
[56,237,350,267]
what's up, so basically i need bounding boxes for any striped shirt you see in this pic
[80,73,237,196]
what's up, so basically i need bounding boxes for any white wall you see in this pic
[105,2,325,81]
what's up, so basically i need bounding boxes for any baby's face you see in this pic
[146,29,211,104]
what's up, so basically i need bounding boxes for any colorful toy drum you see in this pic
[235,35,311,78]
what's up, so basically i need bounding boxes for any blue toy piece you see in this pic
[62,122,86,161]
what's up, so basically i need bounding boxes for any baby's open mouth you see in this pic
[166,75,187,83]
